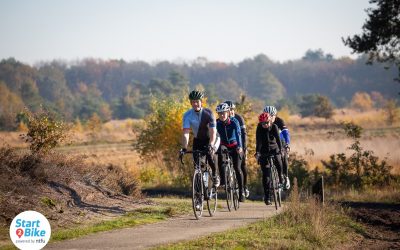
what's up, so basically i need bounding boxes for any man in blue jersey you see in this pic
[263,106,291,190]
[180,90,220,187]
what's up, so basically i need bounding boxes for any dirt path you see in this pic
[341,202,400,249]
[47,202,278,250]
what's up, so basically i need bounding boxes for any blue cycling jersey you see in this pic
[183,108,216,140]
[274,116,290,145]
[216,117,242,149]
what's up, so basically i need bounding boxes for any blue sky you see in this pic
[0,0,371,65]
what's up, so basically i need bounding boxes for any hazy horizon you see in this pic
[1,0,371,65]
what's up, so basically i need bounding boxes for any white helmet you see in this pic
[263,106,277,116]
[216,103,230,113]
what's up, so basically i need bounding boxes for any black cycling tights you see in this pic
[260,154,283,197]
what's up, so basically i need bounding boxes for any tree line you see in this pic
[0,50,398,130]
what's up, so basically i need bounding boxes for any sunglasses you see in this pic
[261,121,270,125]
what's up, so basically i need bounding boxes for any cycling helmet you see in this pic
[263,106,277,116]
[216,103,230,113]
[188,90,204,100]
[224,100,236,110]
[258,112,271,123]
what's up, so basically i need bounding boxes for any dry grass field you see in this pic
[1,109,399,176]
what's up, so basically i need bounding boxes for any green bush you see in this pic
[20,108,70,154]
[322,122,393,189]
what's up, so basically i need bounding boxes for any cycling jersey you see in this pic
[216,117,242,149]
[233,113,247,150]
[183,108,216,140]
[256,123,282,155]
[274,116,290,145]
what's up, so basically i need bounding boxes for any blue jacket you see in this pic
[216,117,242,149]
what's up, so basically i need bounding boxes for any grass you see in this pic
[329,186,400,203]
[156,186,362,250]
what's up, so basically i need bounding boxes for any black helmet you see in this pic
[188,90,204,100]
[224,100,236,109]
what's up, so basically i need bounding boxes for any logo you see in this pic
[10,211,51,250]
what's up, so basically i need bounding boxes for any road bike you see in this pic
[180,150,217,219]
[220,146,240,211]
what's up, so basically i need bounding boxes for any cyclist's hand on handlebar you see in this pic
[179,148,186,164]
[179,148,187,156]
[284,144,290,152]
[207,144,215,155]
[237,147,243,155]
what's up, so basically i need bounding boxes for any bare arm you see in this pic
[208,127,216,146]
[182,129,190,149]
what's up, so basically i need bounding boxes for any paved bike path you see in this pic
[48,202,280,249]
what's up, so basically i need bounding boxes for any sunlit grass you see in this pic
[156,183,361,250]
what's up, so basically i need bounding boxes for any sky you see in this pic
[0,0,372,65]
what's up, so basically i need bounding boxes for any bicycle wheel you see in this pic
[206,171,217,216]
[192,171,204,219]
[232,169,240,210]
[225,164,233,211]
[271,166,280,210]
[273,166,282,207]
[269,161,278,210]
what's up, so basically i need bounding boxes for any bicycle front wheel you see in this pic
[192,171,204,219]
[206,173,217,216]
[271,166,279,210]
[225,165,233,211]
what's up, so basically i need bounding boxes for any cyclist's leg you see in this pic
[206,150,219,187]
[192,138,202,166]
[230,150,244,199]
[217,149,225,185]
[274,154,284,184]
[282,150,289,177]
[240,152,248,189]
[260,159,271,204]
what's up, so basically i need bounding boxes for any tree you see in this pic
[350,92,374,111]
[298,94,334,119]
[343,0,400,81]
[0,82,25,130]
[302,49,334,61]
[383,99,399,125]
[20,108,69,154]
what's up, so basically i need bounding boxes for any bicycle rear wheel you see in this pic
[206,172,217,216]
[232,170,240,210]
[192,171,204,219]
[225,165,233,211]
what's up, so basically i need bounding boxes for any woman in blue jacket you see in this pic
[215,102,245,202]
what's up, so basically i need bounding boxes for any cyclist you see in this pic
[215,102,245,202]
[180,90,220,187]
[225,100,249,198]
[255,112,283,205]
[263,105,291,190]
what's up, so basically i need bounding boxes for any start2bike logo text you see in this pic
[10,211,51,250]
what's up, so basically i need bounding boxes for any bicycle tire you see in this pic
[225,164,233,211]
[269,158,279,210]
[274,166,282,208]
[192,171,203,219]
[232,169,240,210]
[206,171,217,216]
